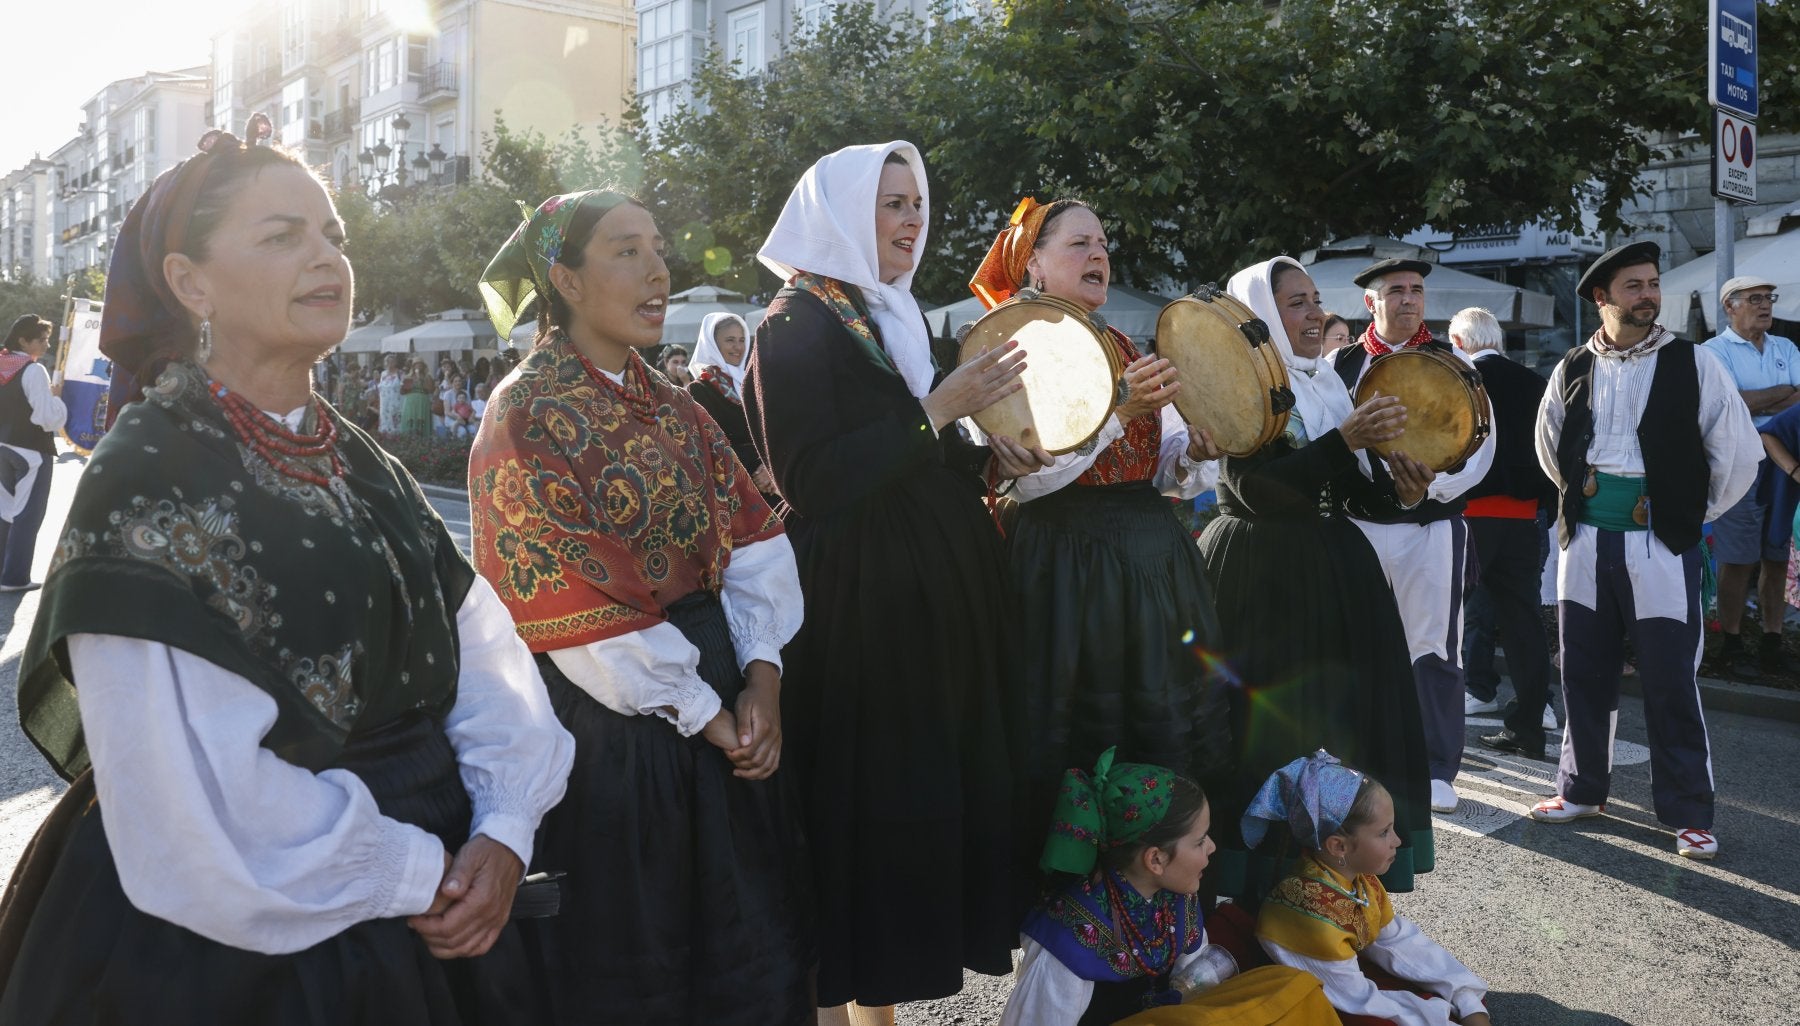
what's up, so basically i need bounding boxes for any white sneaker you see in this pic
[1541,705,1559,731]
[1676,828,1719,860]
[1430,779,1459,813]
[1530,796,1604,823]
[1464,693,1501,715]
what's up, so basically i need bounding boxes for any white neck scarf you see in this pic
[1226,257,1356,445]
[690,312,748,396]
[758,141,936,399]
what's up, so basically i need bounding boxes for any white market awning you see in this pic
[381,309,499,353]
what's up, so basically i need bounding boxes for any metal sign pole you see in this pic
[1715,200,1734,335]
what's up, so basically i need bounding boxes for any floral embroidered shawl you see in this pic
[1256,853,1396,962]
[468,333,781,652]
[19,361,471,779]
[1023,869,1204,983]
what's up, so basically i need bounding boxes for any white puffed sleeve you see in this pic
[969,413,1126,502]
[70,635,450,956]
[1154,403,1219,499]
[1695,345,1764,520]
[547,624,720,738]
[1361,914,1489,1022]
[443,575,575,868]
[1261,932,1459,1026]
[998,936,1095,1026]
[1536,358,1569,490]
[21,362,67,432]
[719,534,802,671]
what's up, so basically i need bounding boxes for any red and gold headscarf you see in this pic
[968,196,1052,309]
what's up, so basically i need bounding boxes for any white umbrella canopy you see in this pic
[1656,205,1800,334]
[1302,257,1556,329]
[340,314,406,353]
[924,284,1174,347]
[659,290,762,349]
[381,309,499,353]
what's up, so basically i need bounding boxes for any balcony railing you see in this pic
[244,66,281,98]
[322,102,361,138]
[422,62,458,98]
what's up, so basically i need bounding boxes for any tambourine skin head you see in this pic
[1154,295,1290,457]
[958,296,1118,455]
[1355,350,1487,472]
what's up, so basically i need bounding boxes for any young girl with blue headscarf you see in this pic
[1245,752,1491,1026]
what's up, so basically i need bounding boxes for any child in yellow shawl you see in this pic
[1001,749,1337,1026]
[1244,751,1492,1026]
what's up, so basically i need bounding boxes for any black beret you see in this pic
[1576,241,1661,302]
[1353,258,1434,289]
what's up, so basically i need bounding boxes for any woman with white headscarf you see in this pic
[745,141,1042,1022]
[1203,257,1436,905]
[688,311,779,504]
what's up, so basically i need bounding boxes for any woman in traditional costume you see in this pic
[0,119,574,1025]
[746,142,1042,1023]
[1002,749,1337,1026]
[966,197,1226,849]
[469,189,815,1025]
[1244,752,1490,1026]
[688,311,779,507]
[1203,258,1436,902]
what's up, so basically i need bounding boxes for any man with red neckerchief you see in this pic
[1329,258,1496,818]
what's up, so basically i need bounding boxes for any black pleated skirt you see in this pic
[1199,507,1435,899]
[0,714,544,1025]
[519,590,816,1025]
[1010,482,1231,855]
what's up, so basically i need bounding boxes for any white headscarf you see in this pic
[758,141,935,399]
[1227,257,1356,446]
[690,311,749,397]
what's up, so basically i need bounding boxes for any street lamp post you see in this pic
[356,112,447,210]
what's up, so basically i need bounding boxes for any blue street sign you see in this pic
[1710,0,1758,119]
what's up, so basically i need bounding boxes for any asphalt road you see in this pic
[2,456,1796,1025]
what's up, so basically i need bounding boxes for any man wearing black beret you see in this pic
[1331,258,1497,816]
[1530,241,1760,859]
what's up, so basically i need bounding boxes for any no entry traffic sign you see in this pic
[1714,110,1757,203]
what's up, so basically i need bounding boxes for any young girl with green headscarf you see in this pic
[1001,749,1336,1026]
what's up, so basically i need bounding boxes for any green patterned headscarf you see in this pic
[477,189,633,339]
[1041,747,1179,875]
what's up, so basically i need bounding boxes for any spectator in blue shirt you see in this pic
[1703,275,1798,678]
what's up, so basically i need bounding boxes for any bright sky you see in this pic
[1,0,249,175]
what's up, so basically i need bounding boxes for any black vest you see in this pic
[1553,340,1710,553]
[0,365,55,457]
[1331,338,1467,524]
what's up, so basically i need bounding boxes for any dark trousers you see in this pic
[1469,516,1556,742]
[0,458,52,587]
[1557,530,1713,828]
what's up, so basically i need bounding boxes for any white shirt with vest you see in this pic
[1535,333,1760,621]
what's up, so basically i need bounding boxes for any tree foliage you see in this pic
[643,0,1800,302]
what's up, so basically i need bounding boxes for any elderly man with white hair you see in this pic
[1702,274,1799,680]
[1446,308,1559,761]
[1330,260,1496,813]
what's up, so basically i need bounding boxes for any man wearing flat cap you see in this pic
[1331,258,1496,815]
[1532,241,1760,860]
[1703,275,1799,680]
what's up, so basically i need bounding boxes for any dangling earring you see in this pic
[198,318,214,363]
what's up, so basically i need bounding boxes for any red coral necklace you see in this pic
[570,339,659,425]
[206,378,351,500]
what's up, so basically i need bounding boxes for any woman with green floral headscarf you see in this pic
[468,190,815,1023]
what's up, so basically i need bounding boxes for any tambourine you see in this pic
[957,292,1125,455]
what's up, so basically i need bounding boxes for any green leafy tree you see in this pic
[641,0,1800,302]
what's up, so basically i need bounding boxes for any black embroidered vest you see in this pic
[0,367,56,456]
[1554,340,1709,553]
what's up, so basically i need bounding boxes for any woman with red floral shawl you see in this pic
[469,190,814,1024]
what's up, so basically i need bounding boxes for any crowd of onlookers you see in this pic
[315,344,701,441]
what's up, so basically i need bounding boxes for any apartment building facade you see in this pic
[1,159,56,281]
[210,0,636,198]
